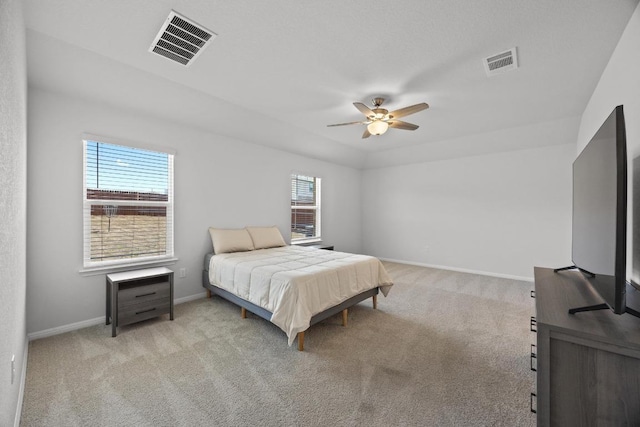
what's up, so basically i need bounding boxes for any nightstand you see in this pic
[106,267,174,337]
[307,244,334,250]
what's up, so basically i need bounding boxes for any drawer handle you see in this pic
[530,392,537,414]
[531,290,535,298]
[530,344,537,372]
[136,292,156,298]
[136,308,156,315]
[530,316,537,333]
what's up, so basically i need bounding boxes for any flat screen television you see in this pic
[556,105,639,318]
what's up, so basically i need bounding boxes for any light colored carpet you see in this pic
[21,262,536,426]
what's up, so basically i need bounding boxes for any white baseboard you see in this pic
[14,342,28,427]
[176,292,207,304]
[378,257,534,282]
[27,316,105,341]
[27,292,208,341]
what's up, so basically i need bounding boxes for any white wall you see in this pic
[0,0,28,424]
[26,88,363,334]
[578,3,640,283]
[362,140,575,280]
[359,5,640,283]
[578,3,640,155]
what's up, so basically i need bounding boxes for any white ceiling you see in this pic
[23,0,639,168]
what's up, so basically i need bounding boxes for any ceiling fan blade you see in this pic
[362,128,372,139]
[327,121,367,127]
[388,103,429,119]
[388,120,419,130]
[353,102,376,118]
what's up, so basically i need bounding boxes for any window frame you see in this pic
[290,173,322,244]
[81,135,176,273]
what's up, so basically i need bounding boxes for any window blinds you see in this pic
[291,174,321,241]
[83,140,174,268]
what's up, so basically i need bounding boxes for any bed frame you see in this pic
[201,269,378,351]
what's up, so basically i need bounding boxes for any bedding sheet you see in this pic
[208,245,393,345]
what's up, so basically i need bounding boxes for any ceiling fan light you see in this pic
[367,120,389,135]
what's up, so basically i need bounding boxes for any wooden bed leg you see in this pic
[372,294,378,310]
[241,307,247,319]
[342,309,348,326]
[206,289,211,298]
[297,332,304,351]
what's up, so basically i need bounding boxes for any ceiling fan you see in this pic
[327,97,429,139]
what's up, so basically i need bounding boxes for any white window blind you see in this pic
[291,174,321,242]
[83,139,174,268]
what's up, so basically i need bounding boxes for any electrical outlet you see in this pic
[11,354,15,385]
[179,268,187,278]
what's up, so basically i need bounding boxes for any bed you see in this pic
[202,227,393,351]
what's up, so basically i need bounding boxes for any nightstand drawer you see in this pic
[118,300,171,326]
[119,281,170,307]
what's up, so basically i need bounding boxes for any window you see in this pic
[83,138,174,269]
[291,174,321,242]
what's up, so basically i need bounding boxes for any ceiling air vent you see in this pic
[149,10,216,66]
[483,47,518,77]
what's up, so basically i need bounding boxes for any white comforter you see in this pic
[208,245,393,345]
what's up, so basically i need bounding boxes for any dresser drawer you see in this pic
[118,300,171,326]
[118,281,170,307]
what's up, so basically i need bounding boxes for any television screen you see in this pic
[571,105,627,314]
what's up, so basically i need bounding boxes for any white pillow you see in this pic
[246,226,286,250]
[209,228,255,254]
